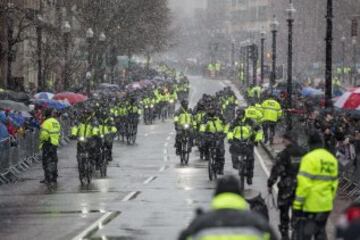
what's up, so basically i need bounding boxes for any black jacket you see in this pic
[268,143,306,204]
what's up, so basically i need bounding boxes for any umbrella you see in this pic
[53,92,88,105]
[335,87,360,110]
[34,92,54,100]
[99,83,120,90]
[0,100,30,112]
[301,87,324,97]
[33,99,70,110]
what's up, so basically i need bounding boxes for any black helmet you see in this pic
[215,175,243,196]
[236,108,245,118]
[44,109,53,118]
[181,100,188,109]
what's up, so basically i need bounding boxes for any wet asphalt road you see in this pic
[0,76,278,240]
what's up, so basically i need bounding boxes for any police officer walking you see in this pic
[39,109,61,188]
[292,131,338,239]
[267,133,305,240]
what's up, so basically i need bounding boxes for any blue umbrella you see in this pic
[33,99,70,110]
[34,92,54,100]
[301,87,324,97]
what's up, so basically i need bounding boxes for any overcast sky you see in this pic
[169,0,206,15]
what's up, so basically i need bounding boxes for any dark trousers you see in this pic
[42,143,58,183]
[279,204,291,238]
[293,212,330,240]
[263,121,276,143]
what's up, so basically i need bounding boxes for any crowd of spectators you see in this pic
[0,106,44,143]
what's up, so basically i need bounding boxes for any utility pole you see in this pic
[325,0,333,108]
[286,1,296,130]
[260,31,266,85]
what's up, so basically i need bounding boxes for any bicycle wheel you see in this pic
[238,156,245,192]
[208,158,213,181]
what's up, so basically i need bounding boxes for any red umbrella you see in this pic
[335,87,360,110]
[53,92,88,105]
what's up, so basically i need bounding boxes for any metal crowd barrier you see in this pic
[0,130,39,184]
[0,115,73,185]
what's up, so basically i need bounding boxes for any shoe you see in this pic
[247,177,252,185]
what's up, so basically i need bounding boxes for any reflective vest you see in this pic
[193,112,206,129]
[200,118,224,133]
[174,111,192,125]
[293,148,338,212]
[211,193,249,210]
[251,86,262,99]
[71,123,93,138]
[40,117,61,148]
[227,125,252,141]
[261,99,282,122]
[117,106,127,116]
[190,194,271,240]
[99,119,117,135]
[245,106,263,124]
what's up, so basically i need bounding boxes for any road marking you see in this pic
[159,166,168,172]
[163,156,168,162]
[164,142,168,148]
[143,176,157,184]
[144,133,149,137]
[163,149,167,155]
[255,147,279,194]
[167,136,171,141]
[121,191,138,202]
[71,211,119,240]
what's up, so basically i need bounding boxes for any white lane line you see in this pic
[163,155,168,162]
[163,149,167,155]
[167,136,171,141]
[164,142,169,148]
[121,191,138,202]
[71,211,116,240]
[159,166,167,172]
[255,147,279,194]
[144,133,149,137]
[143,176,157,185]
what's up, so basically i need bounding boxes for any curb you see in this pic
[260,143,276,161]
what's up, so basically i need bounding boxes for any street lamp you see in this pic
[97,32,106,82]
[245,39,251,87]
[352,37,357,86]
[260,31,266,85]
[86,28,94,93]
[231,39,235,81]
[325,0,333,108]
[270,15,279,92]
[62,21,71,90]
[341,36,346,84]
[286,1,296,130]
